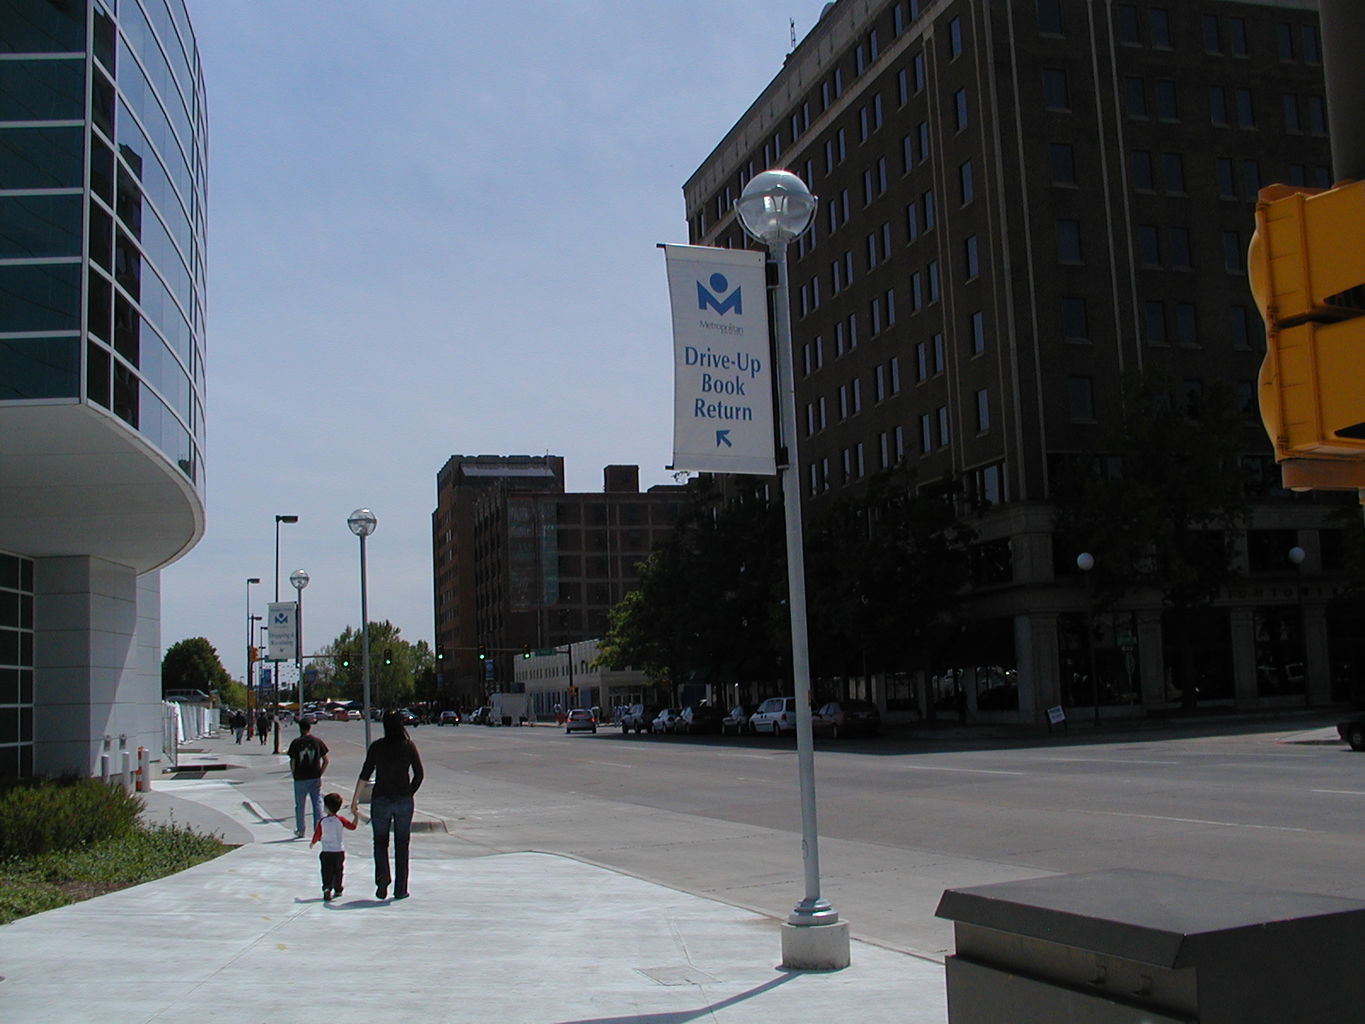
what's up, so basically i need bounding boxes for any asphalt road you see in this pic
[308,714,1364,958]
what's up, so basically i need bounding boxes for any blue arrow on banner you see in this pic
[716,430,733,448]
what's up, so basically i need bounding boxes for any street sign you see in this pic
[662,244,776,475]
[267,602,296,661]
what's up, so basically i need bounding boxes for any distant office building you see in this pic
[514,638,649,721]
[685,0,1354,720]
[0,1,208,775]
[433,458,686,705]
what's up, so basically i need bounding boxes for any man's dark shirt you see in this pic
[287,733,328,780]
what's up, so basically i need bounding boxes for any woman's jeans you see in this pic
[369,794,414,894]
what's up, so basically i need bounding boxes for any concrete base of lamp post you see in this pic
[780,920,851,970]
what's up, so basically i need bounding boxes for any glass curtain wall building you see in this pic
[0,0,206,777]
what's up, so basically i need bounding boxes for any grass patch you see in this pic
[0,780,231,925]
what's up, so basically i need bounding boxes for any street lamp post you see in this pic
[1288,546,1307,706]
[245,578,260,738]
[290,569,310,714]
[736,168,849,969]
[271,516,298,754]
[1077,553,1100,726]
[348,509,378,749]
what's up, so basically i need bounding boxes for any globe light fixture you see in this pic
[735,169,817,245]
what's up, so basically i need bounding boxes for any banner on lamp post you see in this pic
[662,244,775,475]
[267,602,296,661]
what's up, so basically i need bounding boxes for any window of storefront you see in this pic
[1253,606,1306,696]
[1162,607,1233,701]
[0,552,35,779]
[1058,610,1142,708]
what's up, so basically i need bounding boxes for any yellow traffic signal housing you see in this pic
[1251,182,1365,463]
[249,645,258,664]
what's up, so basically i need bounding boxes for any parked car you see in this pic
[812,699,881,738]
[678,704,724,734]
[651,708,683,734]
[565,708,597,734]
[619,704,661,734]
[467,706,492,726]
[438,710,462,726]
[331,708,351,722]
[1338,713,1365,751]
[721,704,754,735]
[749,697,798,736]
[395,708,419,726]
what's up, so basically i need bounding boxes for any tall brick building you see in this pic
[432,458,686,705]
[685,0,1357,721]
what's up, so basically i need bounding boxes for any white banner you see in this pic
[267,602,296,661]
[662,244,775,475]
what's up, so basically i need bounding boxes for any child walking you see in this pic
[309,792,357,902]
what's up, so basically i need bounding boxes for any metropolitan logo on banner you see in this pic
[662,244,775,475]
[267,602,297,661]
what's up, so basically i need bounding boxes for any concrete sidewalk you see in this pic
[0,740,949,1024]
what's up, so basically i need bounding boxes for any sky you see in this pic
[162,2,822,680]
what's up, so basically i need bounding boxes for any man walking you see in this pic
[286,718,328,839]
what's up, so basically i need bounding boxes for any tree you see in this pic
[161,637,233,702]
[805,468,975,685]
[1054,371,1251,707]
[596,484,788,701]
[320,621,420,707]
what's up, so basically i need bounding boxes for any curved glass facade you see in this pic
[0,0,206,488]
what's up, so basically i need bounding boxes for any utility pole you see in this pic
[1320,0,1365,181]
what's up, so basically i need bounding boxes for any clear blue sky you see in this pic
[163,2,820,680]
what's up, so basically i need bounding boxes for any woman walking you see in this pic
[350,710,424,900]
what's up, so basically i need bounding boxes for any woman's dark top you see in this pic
[359,738,424,798]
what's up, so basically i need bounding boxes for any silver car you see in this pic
[564,708,597,734]
[749,697,798,736]
[651,708,683,734]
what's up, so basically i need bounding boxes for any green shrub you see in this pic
[36,821,226,884]
[0,778,143,860]
[0,868,67,923]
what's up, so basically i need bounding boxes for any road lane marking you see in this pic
[1042,758,1180,766]
[585,761,633,769]
[1075,810,1313,833]
[1312,789,1365,796]
[716,753,782,760]
[900,765,1026,776]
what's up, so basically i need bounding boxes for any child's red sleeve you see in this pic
[311,821,322,843]
[341,815,358,830]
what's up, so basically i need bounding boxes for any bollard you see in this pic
[135,745,151,792]
[119,749,133,793]
[99,752,111,783]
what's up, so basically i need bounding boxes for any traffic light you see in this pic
[383,648,393,666]
[1250,181,1365,484]
[249,645,258,664]
[478,644,487,661]
[521,644,530,659]
[436,646,445,662]
[341,651,350,668]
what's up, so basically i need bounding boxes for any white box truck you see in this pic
[489,692,530,726]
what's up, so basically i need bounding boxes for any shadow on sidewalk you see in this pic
[553,971,800,1024]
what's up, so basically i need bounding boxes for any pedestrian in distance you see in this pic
[287,718,328,838]
[310,792,357,902]
[230,709,247,744]
[350,710,424,900]
[257,710,271,746]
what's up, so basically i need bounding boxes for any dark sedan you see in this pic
[1338,714,1365,751]
[677,704,725,734]
[812,699,882,738]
